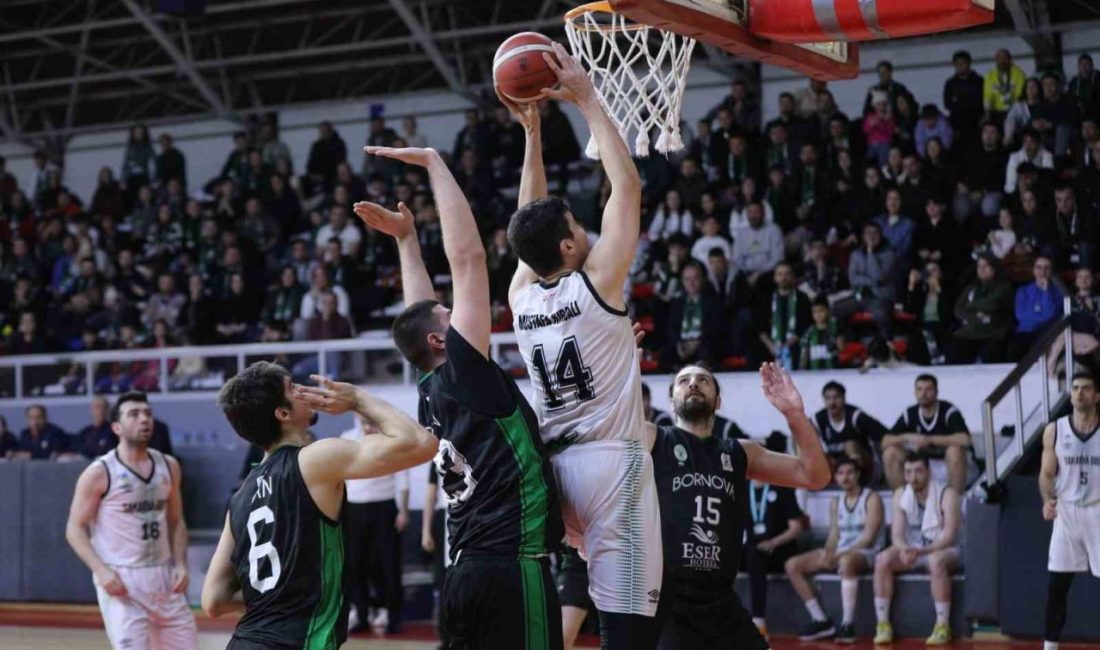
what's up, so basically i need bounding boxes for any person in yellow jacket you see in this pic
[984,48,1027,123]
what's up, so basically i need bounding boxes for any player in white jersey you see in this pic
[785,457,884,642]
[65,391,196,649]
[1040,372,1100,650]
[503,42,656,646]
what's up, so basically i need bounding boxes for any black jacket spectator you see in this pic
[156,135,187,189]
[943,54,985,145]
[662,263,726,368]
[963,127,1009,194]
[306,122,348,187]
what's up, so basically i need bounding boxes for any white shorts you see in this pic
[1048,502,1100,577]
[553,439,663,617]
[94,562,197,650]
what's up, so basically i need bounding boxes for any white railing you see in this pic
[0,331,520,404]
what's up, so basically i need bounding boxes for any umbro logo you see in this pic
[647,589,661,604]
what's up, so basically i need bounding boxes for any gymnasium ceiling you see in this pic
[0,0,1096,145]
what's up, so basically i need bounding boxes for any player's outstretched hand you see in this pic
[541,42,595,107]
[295,375,362,415]
[353,201,415,241]
[95,567,128,598]
[1043,498,1058,521]
[495,85,541,133]
[171,564,189,594]
[364,145,440,168]
[760,362,804,417]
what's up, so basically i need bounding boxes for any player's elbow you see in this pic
[405,427,438,464]
[201,588,230,618]
[805,463,832,491]
[451,246,487,270]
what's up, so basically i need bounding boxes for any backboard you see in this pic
[609,0,860,80]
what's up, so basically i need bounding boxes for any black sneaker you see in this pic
[835,622,857,643]
[799,618,836,641]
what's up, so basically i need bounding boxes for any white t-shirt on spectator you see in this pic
[1004,147,1053,194]
[647,207,695,241]
[300,286,351,319]
[340,426,411,503]
[731,223,784,275]
[691,236,732,266]
[315,223,362,256]
[729,203,776,236]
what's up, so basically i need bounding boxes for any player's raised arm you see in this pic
[296,376,437,482]
[741,363,832,490]
[201,513,244,618]
[500,92,545,305]
[353,197,434,307]
[65,463,127,598]
[367,146,491,357]
[542,41,641,308]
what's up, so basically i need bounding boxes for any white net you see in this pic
[564,3,695,159]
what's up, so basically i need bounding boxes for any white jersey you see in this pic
[92,449,173,567]
[512,271,646,448]
[1054,416,1100,506]
[836,487,881,553]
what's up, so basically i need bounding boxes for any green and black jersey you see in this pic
[418,327,563,562]
[228,446,348,650]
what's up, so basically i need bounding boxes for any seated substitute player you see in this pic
[66,391,197,650]
[872,452,962,646]
[784,457,884,642]
[201,364,437,649]
[651,363,831,649]
[883,374,971,492]
[813,381,887,481]
[506,44,661,647]
[356,143,565,650]
[1040,372,1100,650]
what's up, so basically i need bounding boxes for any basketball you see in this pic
[493,32,559,102]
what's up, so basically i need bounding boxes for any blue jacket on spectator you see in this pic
[1015,281,1064,333]
[17,424,69,459]
[874,214,914,261]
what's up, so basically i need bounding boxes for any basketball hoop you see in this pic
[564,1,695,159]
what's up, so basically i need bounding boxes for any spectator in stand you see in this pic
[915,105,954,158]
[1010,255,1064,360]
[787,143,827,250]
[987,208,1018,259]
[451,109,490,162]
[1005,128,1054,194]
[155,133,186,190]
[0,155,16,206]
[180,273,217,345]
[78,396,115,459]
[301,265,351,320]
[1039,185,1097,270]
[240,196,281,260]
[984,48,1027,125]
[706,247,752,356]
[239,150,273,197]
[863,60,914,116]
[904,260,954,366]
[1069,53,1100,122]
[844,222,896,340]
[892,93,918,152]
[306,121,348,189]
[795,79,830,120]
[1078,117,1100,168]
[875,188,914,262]
[950,253,1014,364]
[143,272,185,331]
[883,374,971,491]
[764,122,795,174]
[1003,77,1043,148]
[732,201,784,289]
[913,196,964,277]
[143,204,184,266]
[863,92,896,166]
[487,228,518,307]
[16,404,69,460]
[704,78,761,134]
[215,273,256,344]
[258,121,292,172]
[814,381,888,477]
[400,116,428,149]
[674,158,707,212]
[799,238,846,301]
[767,92,818,151]
[943,50,985,148]
[653,232,691,306]
[263,265,307,329]
[756,262,811,368]
[1046,267,1100,375]
[1033,72,1079,157]
[490,106,525,174]
[0,415,16,459]
[90,167,125,219]
[8,311,50,354]
[121,124,155,204]
[963,122,1008,216]
[314,204,362,258]
[219,131,251,183]
[731,176,775,233]
[292,291,354,379]
[799,297,842,371]
[690,215,731,265]
[722,133,760,190]
[539,101,582,192]
[662,261,725,368]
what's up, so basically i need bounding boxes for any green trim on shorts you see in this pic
[519,557,550,650]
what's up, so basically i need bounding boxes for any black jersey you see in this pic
[892,401,969,437]
[814,404,887,455]
[651,426,749,588]
[228,446,349,650]
[418,327,563,562]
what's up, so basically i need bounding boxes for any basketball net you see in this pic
[564,2,695,159]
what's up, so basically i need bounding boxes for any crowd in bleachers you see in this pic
[2,48,1100,384]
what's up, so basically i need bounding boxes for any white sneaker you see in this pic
[370,608,389,629]
[347,606,360,630]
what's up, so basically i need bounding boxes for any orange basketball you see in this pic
[493,32,560,103]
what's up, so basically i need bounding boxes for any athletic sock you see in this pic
[804,597,827,622]
[841,578,858,625]
[934,601,950,626]
[1044,642,1059,650]
[874,597,890,624]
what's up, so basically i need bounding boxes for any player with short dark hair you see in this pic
[651,363,830,649]
[355,142,564,650]
[883,374,971,491]
[201,362,437,649]
[1040,372,1100,650]
[813,381,887,480]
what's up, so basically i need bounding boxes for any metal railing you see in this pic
[0,332,521,404]
[979,296,1073,496]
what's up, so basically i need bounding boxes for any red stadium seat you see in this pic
[838,342,867,367]
[721,356,748,370]
[893,310,916,322]
[892,338,909,358]
[637,314,655,334]
[848,311,874,325]
[631,283,655,300]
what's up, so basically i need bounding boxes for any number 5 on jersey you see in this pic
[531,337,596,410]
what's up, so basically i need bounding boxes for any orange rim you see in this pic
[564,1,647,33]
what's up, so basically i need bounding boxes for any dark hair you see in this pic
[812,296,830,309]
[217,361,292,450]
[111,391,149,423]
[669,362,722,399]
[877,60,893,71]
[707,247,727,259]
[764,431,787,453]
[822,381,845,396]
[1021,126,1040,141]
[667,233,691,249]
[392,299,444,372]
[1072,371,1096,387]
[780,92,794,102]
[1081,53,1094,64]
[904,450,929,467]
[507,197,574,277]
[25,404,46,418]
[915,373,938,389]
[834,456,860,474]
[953,50,971,63]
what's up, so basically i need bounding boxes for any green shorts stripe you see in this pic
[519,557,549,650]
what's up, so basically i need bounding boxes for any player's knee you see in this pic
[927,552,946,575]
[784,556,799,576]
[874,550,893,572]
[838,555,857,577]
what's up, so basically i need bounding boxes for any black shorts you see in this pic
[441,555,563,650]
[556,550,592,609]
[656,573,768,650]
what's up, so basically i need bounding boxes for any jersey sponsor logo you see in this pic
[689,523,719,545]
[515,301,582,331]
[671,472,736,498]
[121,498,167,514]
[681,541,721,568]
[721,452,732,472]
[434,439,478,507]
[673,444,688,465]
